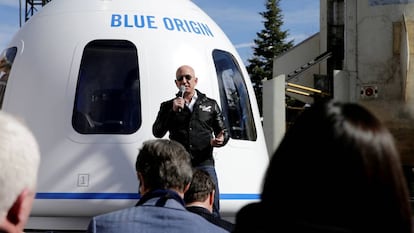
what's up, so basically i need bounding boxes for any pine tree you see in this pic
[247,0,293,116]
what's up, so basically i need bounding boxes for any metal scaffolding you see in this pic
[24,0,51,22]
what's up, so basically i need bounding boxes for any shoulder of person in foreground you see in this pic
[0,111,41,233]
[234,202,355,233]
[86,205,228,233]
[233,202,269,233]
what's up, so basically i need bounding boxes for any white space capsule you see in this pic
[0,0,269,230]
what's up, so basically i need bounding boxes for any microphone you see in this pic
[178,85,185,112]
[179,85,185,98]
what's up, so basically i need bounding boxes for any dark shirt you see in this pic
[186,206,234,232]
[234,202,354,233]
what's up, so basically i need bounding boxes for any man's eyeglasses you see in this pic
[176,74,192,81]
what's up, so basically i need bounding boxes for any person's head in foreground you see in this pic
[0,111,40,233]
[234,100,413,233]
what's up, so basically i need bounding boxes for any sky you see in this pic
[0,0,320,64]
[193,0,320,63]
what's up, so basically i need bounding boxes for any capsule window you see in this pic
[72,40,141,134]
[0,47,17,109]
[213,49,257,141]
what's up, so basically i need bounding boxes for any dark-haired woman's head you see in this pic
[261,100,412,233]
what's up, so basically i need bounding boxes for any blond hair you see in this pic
[0,111,40,218]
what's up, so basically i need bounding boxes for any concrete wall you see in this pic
[271,0,414,164]
[345,0,414,163]
[262,75,286,156]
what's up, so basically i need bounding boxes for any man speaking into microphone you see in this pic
[152,65,229,217]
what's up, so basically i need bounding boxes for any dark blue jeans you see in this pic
[195,165,220,217]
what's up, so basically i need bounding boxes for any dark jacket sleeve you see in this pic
[152,100,174,138]
[212,99,230,147]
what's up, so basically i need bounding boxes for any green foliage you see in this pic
[246,0,293,116]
